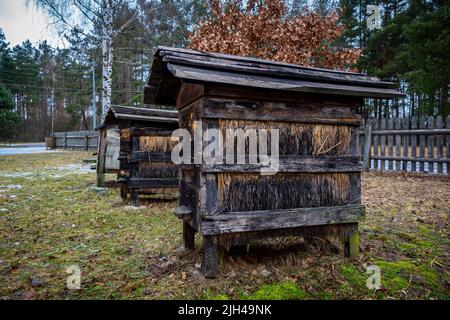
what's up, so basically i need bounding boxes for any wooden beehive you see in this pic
[145,47,403,278]
[97,106,179,206]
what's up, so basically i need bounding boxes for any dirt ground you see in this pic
[0,152,448,300]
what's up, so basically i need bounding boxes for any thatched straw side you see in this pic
[217,223,358,246]
[140,136,177,153]
[219,120,351,156]
[139,162,179,179]
[217,173,350,212]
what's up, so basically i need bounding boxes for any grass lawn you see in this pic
[0,152,448,300]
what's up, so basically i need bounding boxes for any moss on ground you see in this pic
[243,282,308,300]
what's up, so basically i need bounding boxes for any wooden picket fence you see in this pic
[360,116,449,175]
[52,131,98,151]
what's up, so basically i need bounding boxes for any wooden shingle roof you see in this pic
[144,46,404,106]
[97,106,178,130]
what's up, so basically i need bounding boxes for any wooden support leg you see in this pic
[183,221,195,251]
[344,224,360,258]
[96,130,107,188]
[120,185,128,202]
[130,189,139,207]
[202,236,218,279]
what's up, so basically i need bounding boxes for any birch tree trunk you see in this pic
[101,0,114,120]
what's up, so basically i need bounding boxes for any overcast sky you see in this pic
[0,0,61,47]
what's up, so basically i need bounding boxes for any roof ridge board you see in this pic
[162,55,396,89]
[167,63,405,99]
[111,105,178,114]
[157,46,368,77]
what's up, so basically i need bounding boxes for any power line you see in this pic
[0,82,144,94]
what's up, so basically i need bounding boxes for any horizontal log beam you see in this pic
[201,204,365,236]
[202,156,364,173]
[203,98,362,126]
[130,151,174,163]
[130,127,175,137]
[127,178,179,188]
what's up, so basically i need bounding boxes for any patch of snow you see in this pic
[0,185,23,190]
[0,171,34,179]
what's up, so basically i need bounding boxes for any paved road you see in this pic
[0,143,58,156]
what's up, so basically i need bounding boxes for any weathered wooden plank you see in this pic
[162,52,395,88]
[167,63,404,99]
[159,46,380,80]
[206,84,364,108]
[202,156,364,173]
[447,116,450,162]
[96,129,107,187]
[64,133,68,149]
[183,221,196,251]
[373,118,379,171]
[349,173,362,205]
[363,123,372,169]
[402,117,409,172]
[114,113,179,124]
[130,136,140,207]
[202,98,362,126]
[127,178,179,189]
[202,236,219,278]
[130,127,176,137]
[380,118,387,171]
[176,83,205,108]
[388,118,394,171]
[395,118,402,170]
[427,116,435,173]
[111,106,178,118]
[201,204,366,236]
[343,223,359,258]
[131,151,173,163]
[411,117,417,172]
[419,117,426,172]
[436,116,444,174]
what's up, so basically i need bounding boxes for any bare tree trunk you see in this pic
[101,0,114,120]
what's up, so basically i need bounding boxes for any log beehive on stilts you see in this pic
[145,47,404,278]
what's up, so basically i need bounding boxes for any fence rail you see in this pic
[52,130,98,151]
[360,116,449,175]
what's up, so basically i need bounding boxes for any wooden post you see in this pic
[130,136,140,207]
[84,134,89,151]
[388,118,394,171]
[202,236,218,278]
[96,129,107,187]
[446,116,450,170]
[419,117,426,172]
[395,117,402,171]
[402,117,409,172]
[363,123,372,170]
[411,117,417,173]
[380,118,386,171]
[63,133,68,150]
[373,118,379,171]
[344,223,359,258]
[436,116,444,174]
[120,185,128,202]
[427,116,435,174]
[183,221,196,251]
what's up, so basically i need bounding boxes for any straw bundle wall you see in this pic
[218,173,350,212]
[219,120,351,156]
